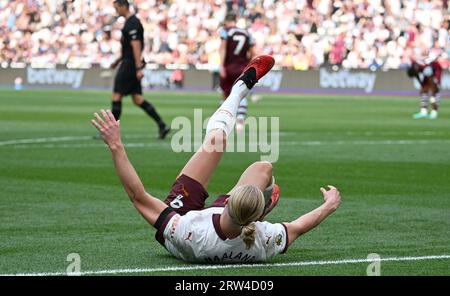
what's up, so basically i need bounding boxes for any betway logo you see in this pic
[320,68,377,93]
[142,69,172,88]
[27,67,84,88]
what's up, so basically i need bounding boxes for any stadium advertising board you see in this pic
[319,68,377,93]
[26,67,85,89]
[1,67,449,95]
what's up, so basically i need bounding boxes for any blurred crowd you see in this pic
[1,0,449,70]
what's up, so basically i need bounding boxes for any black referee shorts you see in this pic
[113,59,142,95]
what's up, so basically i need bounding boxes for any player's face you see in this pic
[225,20,235,28]
[113,3,124,16]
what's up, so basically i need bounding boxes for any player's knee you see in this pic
[253,161,272,177]
[204,130,227,151]
[132,98,143,106]
[112,94,122,102]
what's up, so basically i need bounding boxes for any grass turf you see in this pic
[0,88,449,275]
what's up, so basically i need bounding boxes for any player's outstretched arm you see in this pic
[91,109,167,225]
[283,186,341,247]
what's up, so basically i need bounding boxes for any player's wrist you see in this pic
[323,200,338,213]
[135,63,144,70]
[109,141,124,152]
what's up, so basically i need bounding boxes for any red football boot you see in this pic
[234,55,275,89]
[259,184,280,221]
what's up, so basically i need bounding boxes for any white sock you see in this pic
[206,81,249,136]
[237,97,248,122]
[420,108,428,115]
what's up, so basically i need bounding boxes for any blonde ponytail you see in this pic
[228,185,265,250]
[241,222,257,250]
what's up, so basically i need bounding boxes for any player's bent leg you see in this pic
[228,161,279,220]
[230,161,273,192]
[206,161,272,209]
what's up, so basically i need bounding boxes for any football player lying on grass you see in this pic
[91,55,341,263]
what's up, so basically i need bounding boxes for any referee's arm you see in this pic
[111,55,122,69]
[131,40,144,80]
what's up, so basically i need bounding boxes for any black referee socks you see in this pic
[112,101,122,120]
[139,100,165,128]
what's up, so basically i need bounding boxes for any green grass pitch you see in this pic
[1,88,449,275]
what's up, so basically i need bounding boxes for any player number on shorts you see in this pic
[233,35,246,55]
[170,194,184,209]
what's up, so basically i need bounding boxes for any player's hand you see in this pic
[320,185,341,212]
[136,69,144,80]
[219,65,226,78]
[91,109,122,150]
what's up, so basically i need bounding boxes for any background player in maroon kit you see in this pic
[407,56,443,119]
[219,12,256,132]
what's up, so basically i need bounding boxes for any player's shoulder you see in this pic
[127,15,142,27]
[255,221,287,238]
[184,207,223,220]
[218,26,228,39]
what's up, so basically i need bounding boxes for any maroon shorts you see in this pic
[220,63,246,98]
[154,174,228,246]
[421,76,439,94]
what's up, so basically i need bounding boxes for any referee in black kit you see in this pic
[110,0,170,139]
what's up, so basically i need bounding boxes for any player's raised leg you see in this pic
[180,55,275,189]
[179,78,251,189]
[236,97,248,133]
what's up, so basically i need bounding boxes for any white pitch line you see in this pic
[0,133,294,148]
[0,136,93,146]
[0,134,155,147]
[2,254,449,276]
[6,139,450,150]
[283,139,450,146]
[1,130,449,147]
[11,142,172,149]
